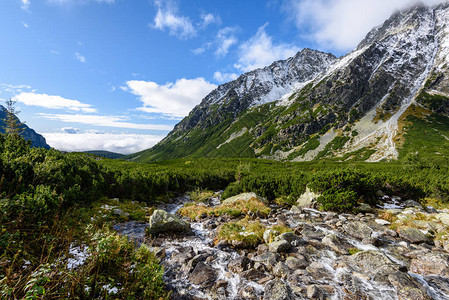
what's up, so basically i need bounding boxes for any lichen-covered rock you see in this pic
[264,229,280,244]
[228,256,253,274]
[263,279,293,300]
[222,192,267,205]
[388,271,431,300]
[410,252,449,276]
[268,240,291,253]
[343,221,373,240]
[350,250,404,279]
[321,234,352,255]
[398,227,432,244]
[147,209,190,235]
[274,232,301,245]
[285,256,308,270]
[297,187,321,207]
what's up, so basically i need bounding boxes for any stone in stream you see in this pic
[321,234,352,255]
[274,232,302,246]
[263,279,293,300]
[188,262,217,287]
[240,268,266,281]
[387,271,431,300]
[398,227,432,244]
[410,252,449,276]
[273,262,289,279]
[342,221,373,240]
[268,240,291,253]
[349,250,405,280]
[285,256,308,270]
[228,256,253,273]
[147,209,190,235]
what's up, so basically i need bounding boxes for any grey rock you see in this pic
[350,250,404,279]
[343,221,373,240]
[300,228,325,240]
[228,256,253,274]
[272,262,290,279]
[147,209,190,235]
[269,240,291,253]
[388,271,430,300]
[398,227,432,244]
[189,262,217,286]
[410,252,449,276]
[322,234,352,255]
[240,268,266,281]
[274,232,301,245]
[263,279,293,300]
[285,256,308,270]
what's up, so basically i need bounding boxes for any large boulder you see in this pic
[398,227,432,244]
[222,192,268,205]
[410,252,449,276]
[296,187,321,208]
[343,221,373,240]
[147,209,190,235]
[189,262,217,287]
[388,271,430,300]
[350,251,404,280]
[268,240,291,253]
[322,234,352,255]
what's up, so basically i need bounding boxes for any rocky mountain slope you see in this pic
[0,105,50,149]
[132,2,449,163]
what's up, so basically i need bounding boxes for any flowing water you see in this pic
[114,196,449,299]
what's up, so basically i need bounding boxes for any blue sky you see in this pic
[0,0,443,153]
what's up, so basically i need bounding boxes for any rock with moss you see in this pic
[398,227,432,244]
[147,209,191,236]
[263,279,293,300]
[264,229,280,244]
[222,192,268,205]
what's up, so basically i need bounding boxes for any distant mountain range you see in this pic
[0,105,50,149]
[128,2,449,163]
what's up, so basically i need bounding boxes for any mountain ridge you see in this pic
[130,2,449,163]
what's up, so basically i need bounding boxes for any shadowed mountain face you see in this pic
[130,3,449,163]
[0,105,50,149]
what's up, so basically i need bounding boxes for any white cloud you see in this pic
[61,127,80,134]
[74,52,86,63]
[37,113,173,130]
[283,0,445,52]
[0,83,32,94]
[235,23,300,72]
[21,0,31,10]
[22,22,29,28]
[125,78,216,118]
[152,0,197,39]
[14,92,97,113]
[42,132,164,154]
[215,27,238,57]
[200,13,221,28]
[47,0,115,5]
[213,71,239,83]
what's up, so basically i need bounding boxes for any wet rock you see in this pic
[343,221,373,240]
[239,285,258,300]
[269,240,291,253]
[189,262,217,287]
[398,227,432,244]
[264,229,280,244]
[306,285,334,299]
[241,268,266,281]
[215,280,228,289]
[350,250,405,279]
[388,271,430,300]
[216,239,229,249]
[306,261,329,279]
[254,252,280,271]
[228,256,253,273]
[273,262,289,279]
[147,209,190,235]
[424,275,449,295]
[410,252,449,276]
[151,246,166,259]
[322,234,352,255]
[263,279,293,300]
[300,228,325,240]
[404,200,424,210]
[426,206,438,214]
[182,254,207,273]
[285,256,308,270]
[259,275,275,285]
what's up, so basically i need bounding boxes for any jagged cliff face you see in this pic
[133,3,449,163]
[0,106,51,149]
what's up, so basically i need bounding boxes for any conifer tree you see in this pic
[4,98,24,138]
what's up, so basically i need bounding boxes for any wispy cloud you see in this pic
[0,83,32,94]
[42,132,164,154]
[14,92,97,113]
[213,71,239,83]
[200,13,221,28]
[22,22,29,28]
[38,113,173,130]
[215,27,238,57]
[125,78,216,118]
[235,23,299,72]
[152,0,197,39]
[74,52,86,63]
[282,0,445,52]
[21,0,31,10]
[47,0,115,5]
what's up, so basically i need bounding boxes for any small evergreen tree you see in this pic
[4,98,24,138]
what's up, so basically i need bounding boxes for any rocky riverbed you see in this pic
[115,193,449,300]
